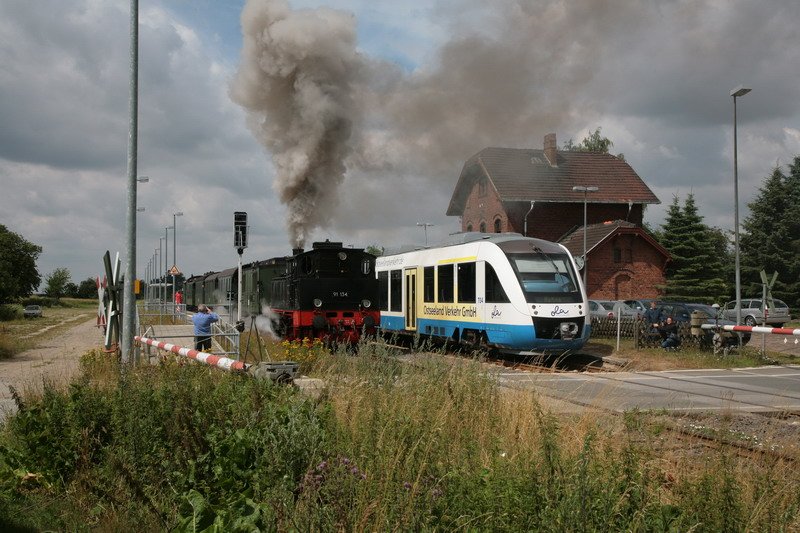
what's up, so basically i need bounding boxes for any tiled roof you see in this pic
[447,147,660,215]
[558,220,670,259]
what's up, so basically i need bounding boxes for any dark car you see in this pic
[655,301,750,346]
[624,299,659,314]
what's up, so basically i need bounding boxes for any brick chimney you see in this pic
[543,133,558,167]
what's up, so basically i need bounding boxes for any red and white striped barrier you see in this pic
[135,335,250,372]
[700,324,800,336]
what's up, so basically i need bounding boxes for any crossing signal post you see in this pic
[234,212,248,324]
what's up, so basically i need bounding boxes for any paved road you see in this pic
[498,365,800,413]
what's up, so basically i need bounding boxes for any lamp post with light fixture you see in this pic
[172,212,183,302]
[572,185,599,290]
[731,85,750,327]
[416,222,434,246]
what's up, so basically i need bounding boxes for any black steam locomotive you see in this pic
[183,241,380,343]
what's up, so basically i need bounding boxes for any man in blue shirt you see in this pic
[192,305,219,351]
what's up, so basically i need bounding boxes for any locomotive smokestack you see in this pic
[292,247,304,256]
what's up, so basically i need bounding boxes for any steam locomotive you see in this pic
[183,241,380,343]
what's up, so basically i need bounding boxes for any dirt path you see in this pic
[0,317,104,418]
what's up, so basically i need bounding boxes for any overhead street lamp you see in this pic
[416,222,435,246]
[172,212,183,302]
[731,85,751,327]
[572,185,599,290]
[164,226,173,303]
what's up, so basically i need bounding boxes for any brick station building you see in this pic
[446,133,670,299]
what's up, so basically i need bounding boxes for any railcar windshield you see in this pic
[507,252,582,303]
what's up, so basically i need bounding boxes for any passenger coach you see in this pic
[375,233,590,355]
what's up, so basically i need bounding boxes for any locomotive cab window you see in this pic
[457,262,476,303]
[423,266,435,302]
[438,264,454,303]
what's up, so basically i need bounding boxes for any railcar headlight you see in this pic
[338,252,347,260]
[313,298,323,308]
[361,299,372,308]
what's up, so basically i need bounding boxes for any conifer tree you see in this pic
[740,157,800,310]
[659,194,728,303]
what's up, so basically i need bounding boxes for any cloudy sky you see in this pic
[2,0,799,286]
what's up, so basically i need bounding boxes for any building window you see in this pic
[466,223,473,232]
[478,179,487,197]
[494,218,502,233]
[613,247,633,263]
[479,221,487,233]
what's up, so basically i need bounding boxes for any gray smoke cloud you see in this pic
[231,0,361,248]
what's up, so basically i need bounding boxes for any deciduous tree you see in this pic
[44,268,72,301]
[562,127,625,160]
[0,224,42,303]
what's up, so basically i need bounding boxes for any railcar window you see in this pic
[390,270,402,312]
[457,262,476,303]
[378,271,389,311]
[508,252,581,303]
[438,264,454,303]
[362,258,371,275]
[485,263,509,303]
[424,266,435,302]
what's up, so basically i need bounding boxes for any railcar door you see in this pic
[404,268,417,331]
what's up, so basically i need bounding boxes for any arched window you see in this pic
[494,218,502,233]
[479,221,487,233]
[466,223,473,232]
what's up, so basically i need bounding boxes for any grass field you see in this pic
[0,299,97,359]
[1,341,798,531]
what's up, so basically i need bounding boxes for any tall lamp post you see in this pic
[164,226,173,303]
[416,222,434,246]
[731,85,751,326]
[172,212,183,302]
[572,186,599,290]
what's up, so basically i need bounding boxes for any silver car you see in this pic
[23,305,42,318]
[722,298,791,327]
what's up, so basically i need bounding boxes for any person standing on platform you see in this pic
[192,305,219,351]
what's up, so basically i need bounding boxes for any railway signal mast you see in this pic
[234,212,248,323]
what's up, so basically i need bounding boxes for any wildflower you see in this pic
[403,481,412,491]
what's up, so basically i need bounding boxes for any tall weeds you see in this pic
[0,341,799,530]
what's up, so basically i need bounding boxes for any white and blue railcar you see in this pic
[375,233,590,355]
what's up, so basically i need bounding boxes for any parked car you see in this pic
[588,300,615,322]
[721,298,791,327]
[655,301,750,346]
[623,298,659,314]
[589,300,639,321]
[23,305,42,318]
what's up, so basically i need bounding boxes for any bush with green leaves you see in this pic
[1,344,799,530]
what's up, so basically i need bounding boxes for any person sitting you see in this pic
[658,316,680,350]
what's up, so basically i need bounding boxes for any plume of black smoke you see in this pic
[230,0,360,249]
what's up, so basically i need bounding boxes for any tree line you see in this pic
[0,225,97,304]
